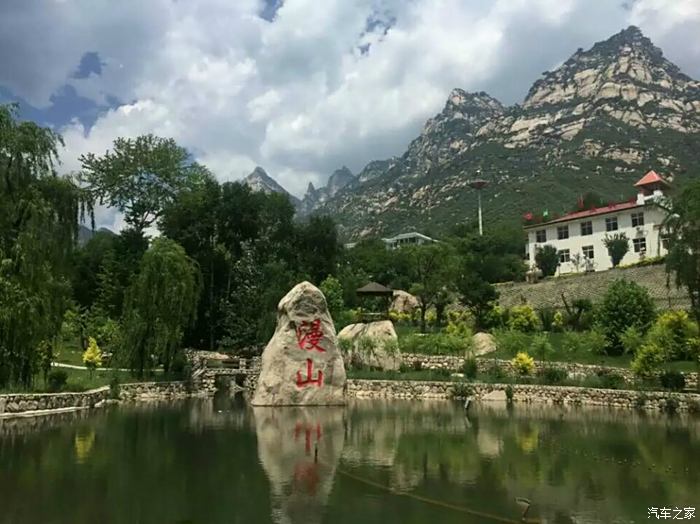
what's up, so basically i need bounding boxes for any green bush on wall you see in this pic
[596,279,656,355]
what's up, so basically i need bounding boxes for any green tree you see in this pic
[319,275,344,320]
[82,337,102,378]
[535,245,559,277]
[79,134,211,234]
[121,238,201,376]
[663,180,700,323]
[0,104,91,387]
[603,233,629,268]
[596,279,656,355]
[457,274,499,329]
[405,243,456,333]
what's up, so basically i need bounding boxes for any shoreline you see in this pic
[2,376,700,418]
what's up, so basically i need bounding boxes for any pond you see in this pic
[1,397,698,524]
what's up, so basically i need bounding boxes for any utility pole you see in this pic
[469,177,488,236]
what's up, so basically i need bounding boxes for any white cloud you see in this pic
[2,0,698,231]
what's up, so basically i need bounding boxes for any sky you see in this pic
[1,0,699,230]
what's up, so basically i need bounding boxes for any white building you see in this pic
[343,232,437,250]
[382,232,436,250]
[524,171,670,274]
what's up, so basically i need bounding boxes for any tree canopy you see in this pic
[0,104,91,387]
[79,134,211,234]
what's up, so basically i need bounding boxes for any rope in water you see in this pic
[333,463,538,524]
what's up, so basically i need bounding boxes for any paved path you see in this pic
[51,362,132,372]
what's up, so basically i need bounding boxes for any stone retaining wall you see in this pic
[401,353,700,389]
[118,381,193,401]
[347,379,700,412]
[0,388,110,415]
[0,381,195,417]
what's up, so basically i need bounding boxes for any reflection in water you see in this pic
[254,407,345,524]
[0,397,698,524]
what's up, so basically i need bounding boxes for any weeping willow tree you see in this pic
[0,103,92,387]
[121,237,201,376]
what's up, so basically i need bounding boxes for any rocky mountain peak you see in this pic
[326,166,354,196]
[243,166,300,204]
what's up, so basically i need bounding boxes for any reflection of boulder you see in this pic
[391,290,418,313]
[253,407,345,524]
[252,282,346,406]
[337,321,401,371]
[472,332,496,356]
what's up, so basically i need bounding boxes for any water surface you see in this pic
[1,396,698,523]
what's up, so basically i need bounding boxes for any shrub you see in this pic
[538,307,556,331]
[412,360,423,371]
[508,304,539,332]
[563,298,594,331]
[535,245,559,277]
[82,337,103,377]
[109,376,121,400]
[659,370,686,392]
[538,366,567,385]
[505,384,514,403]
[645,310,700,361]
[529,333,553,362]
[512,352,535,375]
[620,326,644,355]
[338,337,354,355]
[561,330,584,354]
[493,329,531,357]
[486,361,506,380]
[445,319,473,339]
[596,279,656,355]
[582,328,608,355]
[631,342,664,378]
[552,310,565,332]
[452,382,474,399]
[47,369,68,392]
[603,233,630,268]
[462,358,478,379]
[595,369,625,390]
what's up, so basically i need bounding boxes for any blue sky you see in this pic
[1,0,698,230]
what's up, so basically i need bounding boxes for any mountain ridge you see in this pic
[243,26,700,240]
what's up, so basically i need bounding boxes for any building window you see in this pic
[558,249,570,263]
[536,229,546,243]
[631,212,645,227]
[557,225,569,240]
[605,216,618,232]
[580,221,592,236]
[661,236,670,250]
[633,237,646,253]
[582,245,594,259]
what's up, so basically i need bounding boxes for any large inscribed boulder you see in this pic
[252,282,346,406]
[337,320,401,371]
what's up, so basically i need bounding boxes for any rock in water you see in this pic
[337,321,401,371]
[252,282,346,406]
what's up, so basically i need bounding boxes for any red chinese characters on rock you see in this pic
[296,319,326,352]
[296,358,323,388]
[295,319,326,388]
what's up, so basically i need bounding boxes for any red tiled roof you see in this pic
[634,170,668,187]
[524,200,642,229]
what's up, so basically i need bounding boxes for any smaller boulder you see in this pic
[338,320,401,371]
[390,290,419,314]
[472,332,496,356]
